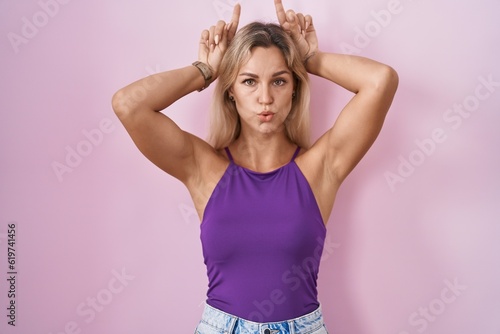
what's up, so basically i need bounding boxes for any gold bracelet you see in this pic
[192,61,213,92]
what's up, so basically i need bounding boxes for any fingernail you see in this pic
[226,22,233,31]
[215,35,219,45]
[305,22,310,31]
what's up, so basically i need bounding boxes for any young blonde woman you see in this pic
[112,1,398,333]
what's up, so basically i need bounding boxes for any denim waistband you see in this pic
[197,303,326,334]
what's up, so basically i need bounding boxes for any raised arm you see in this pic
[275,0,398,183]
[307,52,398,182]
[111,5,240,182]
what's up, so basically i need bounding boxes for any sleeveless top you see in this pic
[200,146,326,322]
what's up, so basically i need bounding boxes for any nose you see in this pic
[258,85,273,105]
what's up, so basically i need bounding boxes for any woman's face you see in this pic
[230,46,295,137]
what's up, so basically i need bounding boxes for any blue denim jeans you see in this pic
[195,303,329,334]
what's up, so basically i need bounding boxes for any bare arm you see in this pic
[111,6,240,183]
[307,52,398,183]
[112,66,209,182]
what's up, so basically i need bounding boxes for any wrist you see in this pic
[192,61,215,92]
[304,50,322,75]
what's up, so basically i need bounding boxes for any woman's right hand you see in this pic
[198,4,241,80]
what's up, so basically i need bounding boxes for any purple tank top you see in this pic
[200,147,326,322]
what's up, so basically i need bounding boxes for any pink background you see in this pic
[1,0,499,333]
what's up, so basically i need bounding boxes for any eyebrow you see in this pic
[238,70,291,78]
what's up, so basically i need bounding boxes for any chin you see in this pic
[257,123,284,135]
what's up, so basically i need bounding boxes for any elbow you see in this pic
[385,65,399,93]
[375,65,399,95]
[111,89,133,120]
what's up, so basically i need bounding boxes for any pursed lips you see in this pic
[258,111,275,122]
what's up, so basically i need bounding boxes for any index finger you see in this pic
[227,3,241,41]
[274,0,287,25]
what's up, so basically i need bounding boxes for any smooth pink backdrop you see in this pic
[1,0,499,333]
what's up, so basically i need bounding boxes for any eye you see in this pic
[274,79,286,86]
[242,79,255,86]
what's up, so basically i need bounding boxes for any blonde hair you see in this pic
[208,22,311,150]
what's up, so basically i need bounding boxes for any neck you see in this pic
[229,129,297,172]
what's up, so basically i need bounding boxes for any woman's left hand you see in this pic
[274,0,319,64]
